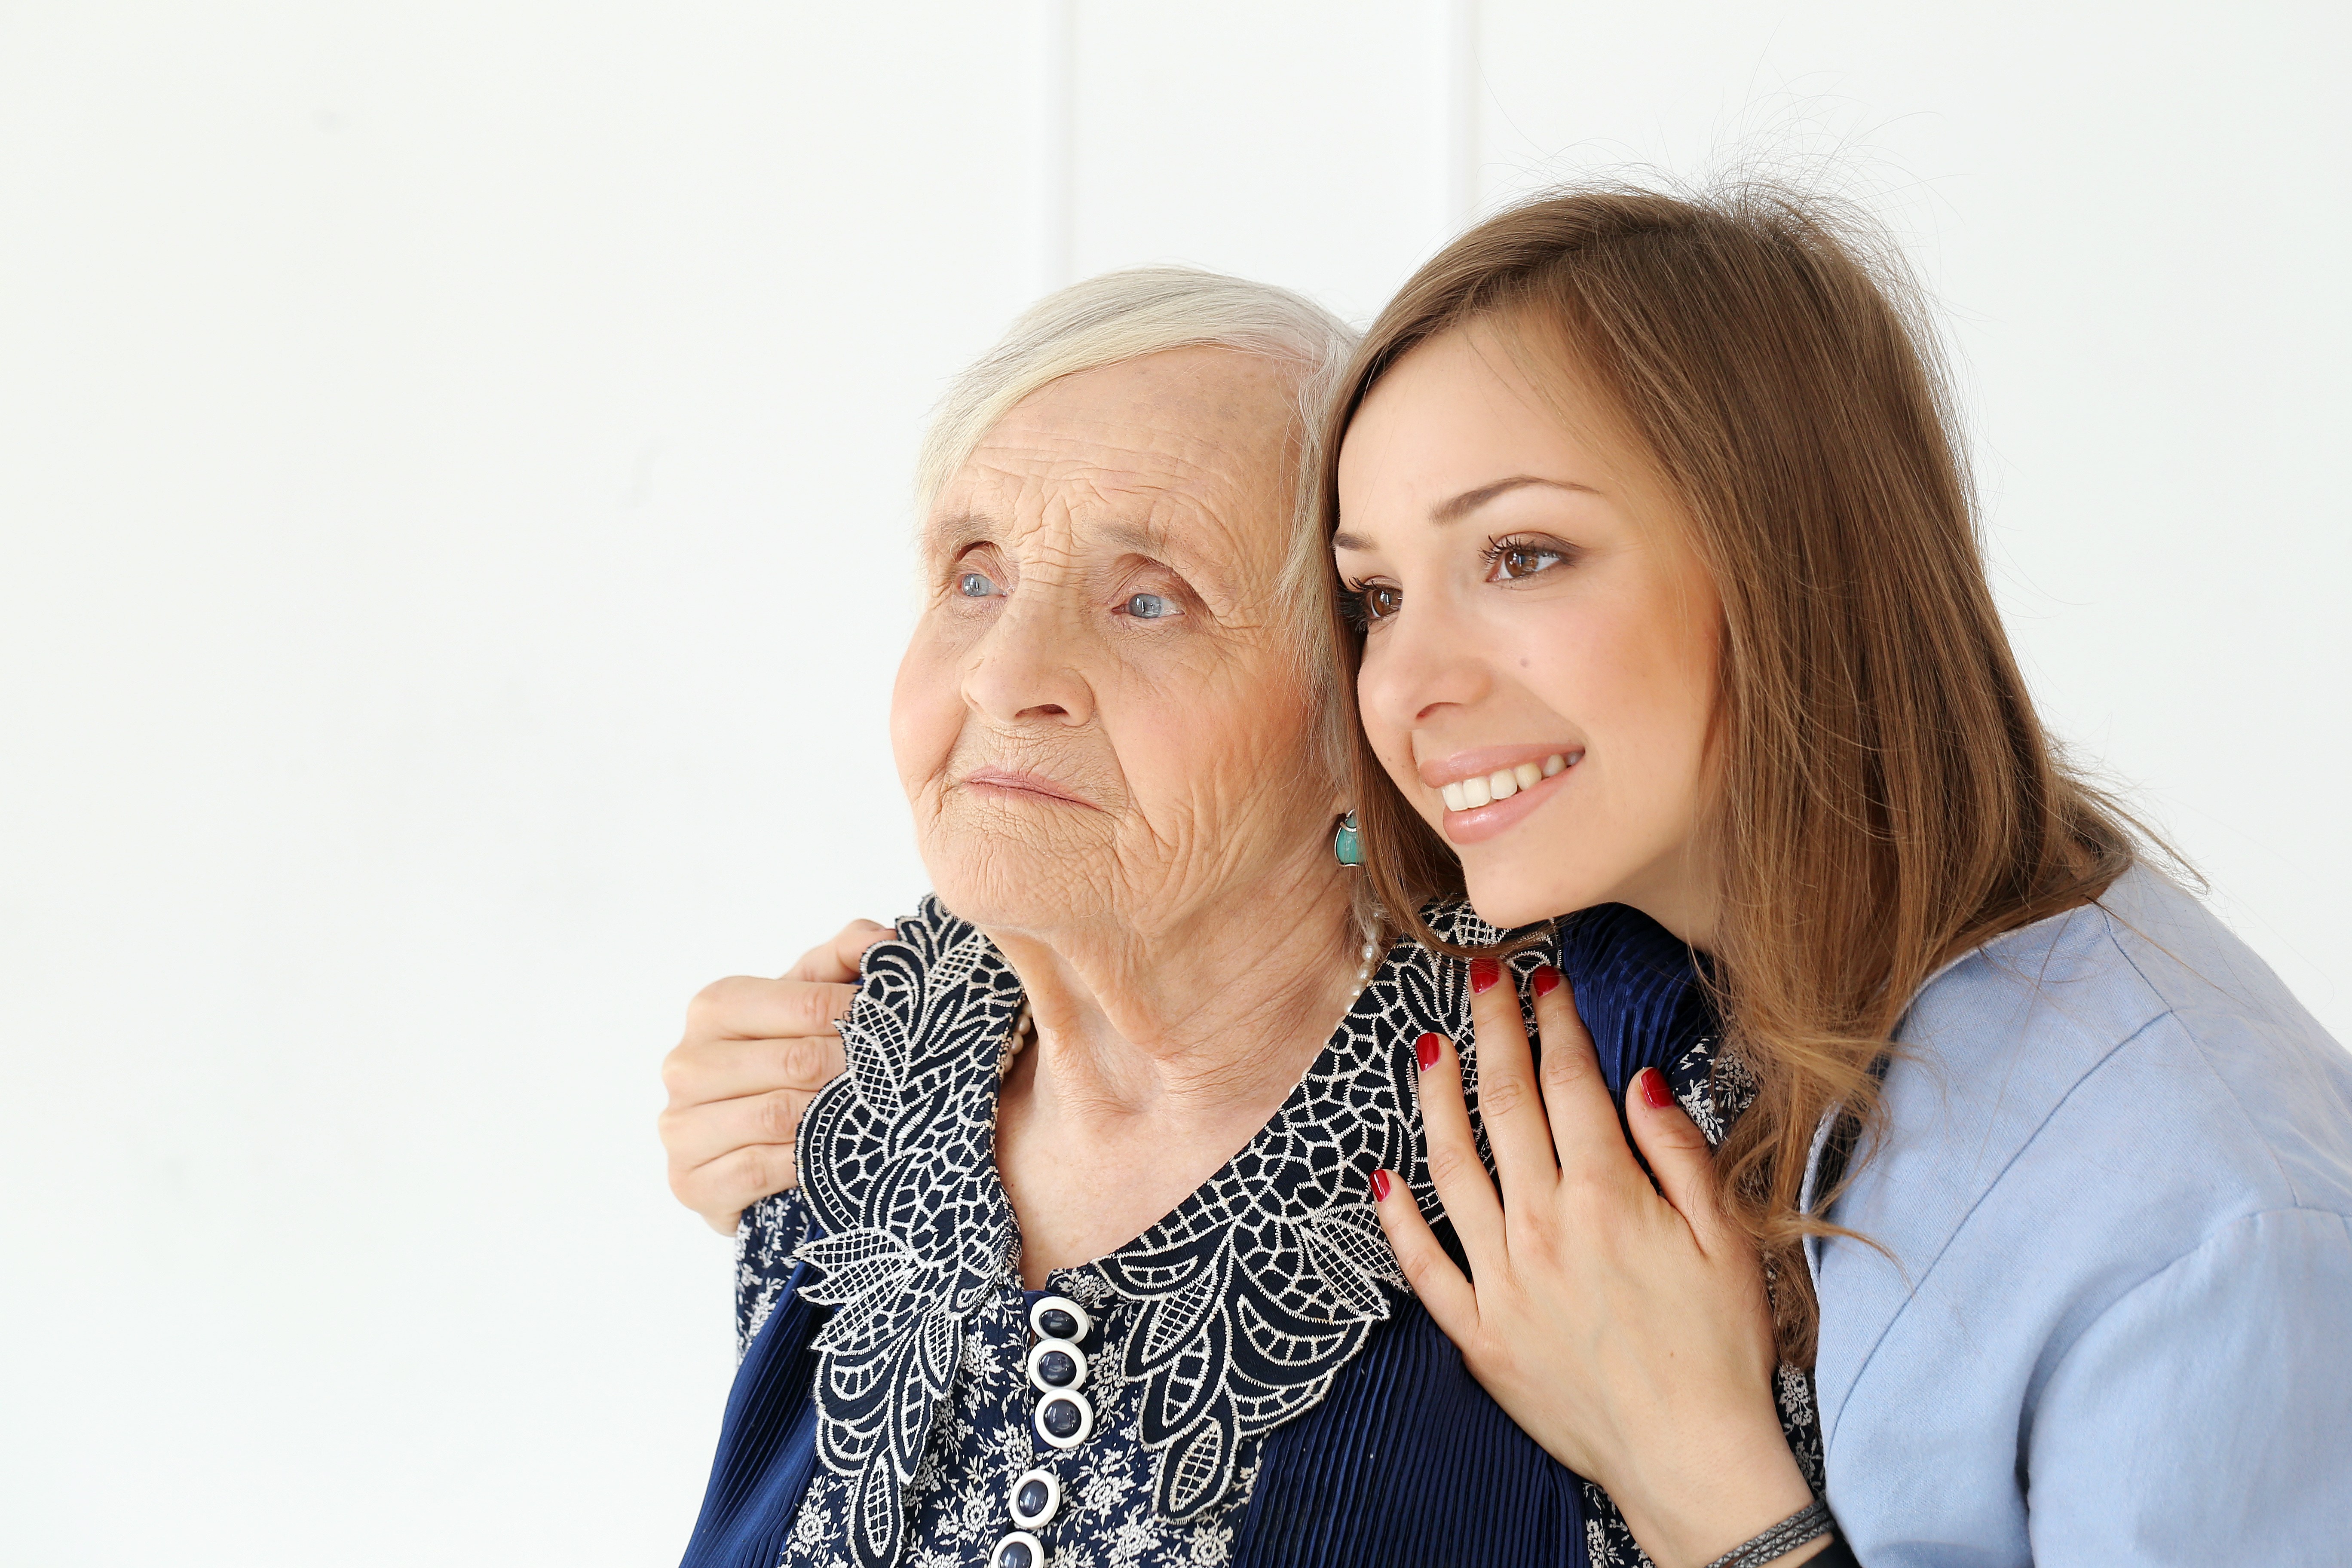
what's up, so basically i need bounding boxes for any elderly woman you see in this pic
[671,273,1815,1568]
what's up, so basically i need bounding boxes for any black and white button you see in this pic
[1033,1389,1094,1449]
[1028,1295,1092,1344]
[1008,1466,1060,1530]
[1025,1337,1088,1395]
[988,1530,1046,1568]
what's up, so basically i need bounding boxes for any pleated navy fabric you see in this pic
[680,901,1732,1568]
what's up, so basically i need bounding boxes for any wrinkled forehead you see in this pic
[924,349,1301,589]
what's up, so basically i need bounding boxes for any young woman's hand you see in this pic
[657,920,888,1234]
[1370,958,1825,1568]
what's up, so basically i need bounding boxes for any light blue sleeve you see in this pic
[2024,1207,2352,1562]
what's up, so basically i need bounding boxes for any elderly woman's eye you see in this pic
[1124,592,1174,620]
[957,570,998,599]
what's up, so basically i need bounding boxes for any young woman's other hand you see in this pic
[657,920,888,1234]
[1371,960,1825,1568]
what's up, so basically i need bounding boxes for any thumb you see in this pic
[1627,1066,1736,1254]
[787,919,894,984]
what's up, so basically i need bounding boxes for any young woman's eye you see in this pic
[957,570,998,599]
[1341,581,1402,628]
[1485,539,1569,582]
[1123,592,1175,620]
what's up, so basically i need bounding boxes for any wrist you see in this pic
[1609,1419,1819,1568]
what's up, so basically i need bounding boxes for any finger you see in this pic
[684,976,858,1044]
[785,919,894,984]
[1464,956,1559,1194]
[1530,967,1650,1192]
[1413,1031,1507,1262]
[658,1085,818,1169]
[1626,1066,1744,1257]
[671,1139,801,1226]
[1369,1167,1479,1333]
[663,1030,847,1107]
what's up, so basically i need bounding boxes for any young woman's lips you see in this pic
[1431,750,1581,846]
[962,766,1093,808]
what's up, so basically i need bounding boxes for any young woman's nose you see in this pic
[961,591,1096,727]
[1354,591,1492,732]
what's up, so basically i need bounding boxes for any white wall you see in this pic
[1,3,2343,1562]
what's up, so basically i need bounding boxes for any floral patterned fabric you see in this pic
[694,897,1821,1568]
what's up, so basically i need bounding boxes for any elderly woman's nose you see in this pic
[961,600,1096,727]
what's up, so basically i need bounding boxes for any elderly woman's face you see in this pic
[892,348,1333,940]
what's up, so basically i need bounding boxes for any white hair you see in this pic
[915,266,1362,779]
[916,266,1358,517]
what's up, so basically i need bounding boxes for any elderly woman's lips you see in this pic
[961,767,1093,807]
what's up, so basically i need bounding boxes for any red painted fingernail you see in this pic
[1369,1168,1392,1201]
[1531,964,1562,997]
[1469,957,1502,994]
[1638,1067,1674,1110]
[1415,1032,1442,1071]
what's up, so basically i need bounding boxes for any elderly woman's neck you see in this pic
[989,862,1366,1281]
[991,870,1364,1120]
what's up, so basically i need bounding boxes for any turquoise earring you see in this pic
[1333,811,1363,867]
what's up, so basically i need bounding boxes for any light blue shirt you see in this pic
[1810,865,2352,1563]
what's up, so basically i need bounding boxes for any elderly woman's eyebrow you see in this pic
[1092,518,1177,559]
[921,512,1001,553]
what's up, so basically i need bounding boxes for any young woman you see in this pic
[1338,186,2352,1564]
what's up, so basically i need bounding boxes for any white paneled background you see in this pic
[2,3,2344,1562]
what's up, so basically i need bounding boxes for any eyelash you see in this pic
[1338,578,1393,630]
[1481,534,1574,580]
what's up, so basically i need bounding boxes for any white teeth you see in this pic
[1445,753,1580,811]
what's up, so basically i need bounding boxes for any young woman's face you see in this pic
[1333,323,1725,943]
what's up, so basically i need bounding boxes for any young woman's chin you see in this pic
[1457,855,1605,932]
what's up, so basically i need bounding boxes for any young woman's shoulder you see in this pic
[1877,862,2352,1224]
[1813,864,2352,1560]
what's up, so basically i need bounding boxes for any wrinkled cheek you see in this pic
[889,636,962,806]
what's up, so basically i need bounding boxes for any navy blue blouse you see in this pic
[680,898,1820,1568]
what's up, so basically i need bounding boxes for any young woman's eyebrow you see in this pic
[1430,475,1598,524]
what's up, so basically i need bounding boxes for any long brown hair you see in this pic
[1326,183,2136,1363]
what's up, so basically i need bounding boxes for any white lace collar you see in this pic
[788,896,1510,1568]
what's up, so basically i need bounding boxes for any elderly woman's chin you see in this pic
[912,792,1130,935]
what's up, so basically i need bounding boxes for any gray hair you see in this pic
[916,266,1362,787]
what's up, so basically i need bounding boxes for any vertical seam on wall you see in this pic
[1036,0,1075,293]
[1442,0,1480,231]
